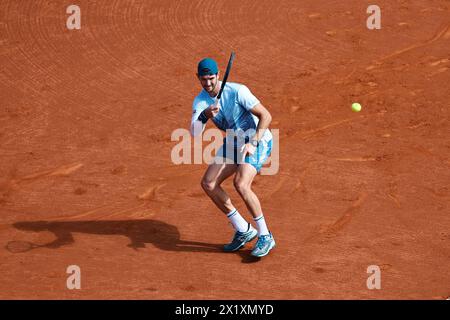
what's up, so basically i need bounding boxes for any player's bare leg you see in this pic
[234,163,275,257]
[233,163,262,219]
[201,162,237,213]
[202,162,257,252]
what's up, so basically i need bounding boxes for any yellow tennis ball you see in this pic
[352,102,362,112]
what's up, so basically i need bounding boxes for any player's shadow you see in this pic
[237,250,261,264]
[11,219,223,253]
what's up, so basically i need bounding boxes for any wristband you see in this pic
[197,110,208,124]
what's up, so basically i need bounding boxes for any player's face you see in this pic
[198,73,219,93]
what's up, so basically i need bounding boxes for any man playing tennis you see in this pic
[190,57,275,257]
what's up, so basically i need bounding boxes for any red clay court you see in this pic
[0,0,449,299]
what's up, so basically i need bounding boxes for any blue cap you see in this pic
[197,58,218,76]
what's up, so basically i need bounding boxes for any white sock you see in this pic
[254,214,269,236]
[227,209,249,232]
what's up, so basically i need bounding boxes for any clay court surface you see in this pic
[1,0,449,299]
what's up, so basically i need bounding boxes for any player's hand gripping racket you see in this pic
[213,52,236,108]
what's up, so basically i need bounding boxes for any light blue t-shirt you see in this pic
[191,82,272,143]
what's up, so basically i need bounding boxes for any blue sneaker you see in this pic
[251,232,276,257]
[223,224,258,252]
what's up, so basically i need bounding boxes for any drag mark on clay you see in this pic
[411,145,450,167]
[62,205,113,221]
[387,193,401,208]
[261,163,314,199]
[129,207,157,219]
[0,163,84,202]
[287,116,366,141]
[290,175,307,196]
[93,204,149,221]
[335,157,377,162]
[407,121,429,130]
[306,192,368,242]
[15,163,83,182]
[301,118,354,139]
[12,202,155,223]
[322,192,368,234]
[378,23,450,62]
[423,186,450,199]
[429,58,449,67]
[137,183,166,201]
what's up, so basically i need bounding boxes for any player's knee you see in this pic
[233,178,249,195]
[201,178,216,193]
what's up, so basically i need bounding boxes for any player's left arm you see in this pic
[249,103,272,143]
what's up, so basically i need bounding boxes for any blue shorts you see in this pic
[215,138,273,173]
